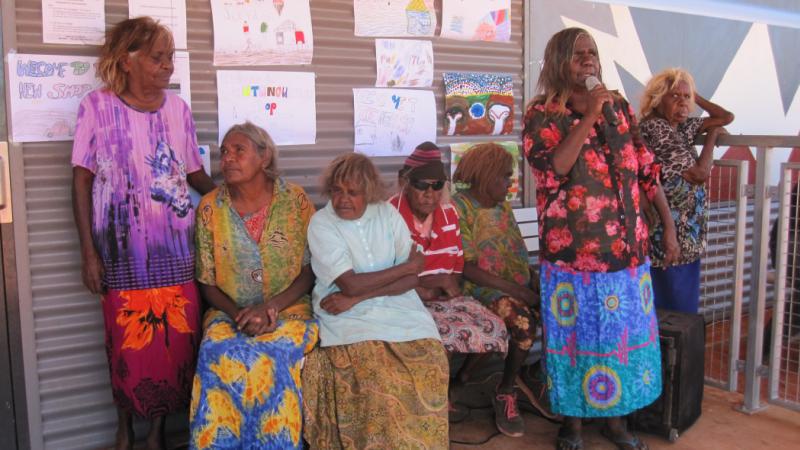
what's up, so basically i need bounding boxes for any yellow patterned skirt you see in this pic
[302,339,449,450]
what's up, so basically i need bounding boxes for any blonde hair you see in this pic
[534,27,602,116]
[97,17,173,95]
[639,68,697,119]
[452,143,513,201]
[322,153,385,203]
[222,122,279,179]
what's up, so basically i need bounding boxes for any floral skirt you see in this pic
[302,339,449,450]
[102,281,201,418]
[540,261,662,417]
[190,307,319,450]
[425,296,508,354]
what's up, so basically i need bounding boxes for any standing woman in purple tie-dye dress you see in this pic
[71,17,215,450]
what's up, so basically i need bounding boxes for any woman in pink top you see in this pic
[71,17,214,450]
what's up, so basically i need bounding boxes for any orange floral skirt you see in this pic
[102,281,201,418]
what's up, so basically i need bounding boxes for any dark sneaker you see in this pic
[492,390,524,437]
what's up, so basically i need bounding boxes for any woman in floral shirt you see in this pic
[523,28,679,450]
[639,68,733,313]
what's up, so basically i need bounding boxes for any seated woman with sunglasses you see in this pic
[389,142,509,423]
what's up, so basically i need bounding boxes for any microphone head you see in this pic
[585,76,602,91]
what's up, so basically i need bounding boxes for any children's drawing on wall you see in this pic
[354,0,436,37]
[217,70,316,145]
[441,0,511,42]
[353,88,436,157]
[443,72,513,136]
[211,0,313,66]
[450,141,520,201]
[7,53,102,142]
[375,39,434,87]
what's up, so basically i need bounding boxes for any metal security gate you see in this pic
[767,162,800,412]
[702,159,748,392]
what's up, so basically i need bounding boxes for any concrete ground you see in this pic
[449,374,800,450]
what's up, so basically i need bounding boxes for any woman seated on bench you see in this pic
[451,143,540,438]
[389,141,509,423]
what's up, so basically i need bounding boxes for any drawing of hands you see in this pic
[488,104,511,135]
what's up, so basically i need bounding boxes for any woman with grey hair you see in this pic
[302,153,449,449]
[71,16,214,449]
[189,122,319,449]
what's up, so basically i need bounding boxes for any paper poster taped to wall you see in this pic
[211,0,313,66]
[441,0,511,42]
[353,88,436,157]
[443,72,514,136]
[168,51,192,107]
[129,0,188,49]
[375,39,434,87]
[7,53,103,143]
[450,141,520,201]
[217,71,316,145]
[42,0,105,45]
[354,0,436,37]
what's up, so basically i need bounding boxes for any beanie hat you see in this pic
[398,141,447,180]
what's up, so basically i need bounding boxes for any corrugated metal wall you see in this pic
[4,1,525,448]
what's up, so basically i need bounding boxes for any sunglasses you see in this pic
[409,179,445,191]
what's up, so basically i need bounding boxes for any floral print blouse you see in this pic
[452,192,531,305]
[523,97,660,273]
[640,117,707,267]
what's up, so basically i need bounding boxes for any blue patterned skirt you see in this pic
[189,309,319,449]
[540,261,662,417]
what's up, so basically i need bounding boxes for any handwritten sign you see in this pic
[217,70,316,145]
[8,53,103,143]
[375,39,434,87]
[353,88,436,157]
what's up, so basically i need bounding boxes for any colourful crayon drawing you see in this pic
[450,141,520,202]
[443,72,514,136]
[375,39,434,87]
[211,0,313,66]
[354,0,436,37]
[353,88,436,157]
[441,0,512,42]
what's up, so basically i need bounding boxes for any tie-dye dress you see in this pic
[71,90,203,418]
[523,97,663,417]
[190,180,319,449]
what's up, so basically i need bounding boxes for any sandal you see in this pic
[600,425,649,450]
[555,426,583,450]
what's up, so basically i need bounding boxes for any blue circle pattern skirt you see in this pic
[540,260,662,417]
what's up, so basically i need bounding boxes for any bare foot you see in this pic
[114,408,134,450]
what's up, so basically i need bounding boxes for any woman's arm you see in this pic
[651,185,680,265]
[320,274,419,315]
[187,170,216,195]
[72,167,104,294]
[419,273,462,298]
[695,95,734,132]
[236,265,315,333]
[683,126,725,185]
[550,86,611,175]
[198,282,240,320]
[334,246,424,297]
[463,263,538,307]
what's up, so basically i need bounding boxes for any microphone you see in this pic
[585,76,619,126]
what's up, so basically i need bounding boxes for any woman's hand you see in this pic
[662,223,681,267]
[81,248,105,294]
[236,305,278,336]
[320,292,360,315]
[442,275,462,299]
[406,245,426,275]
[587,83,613,121]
